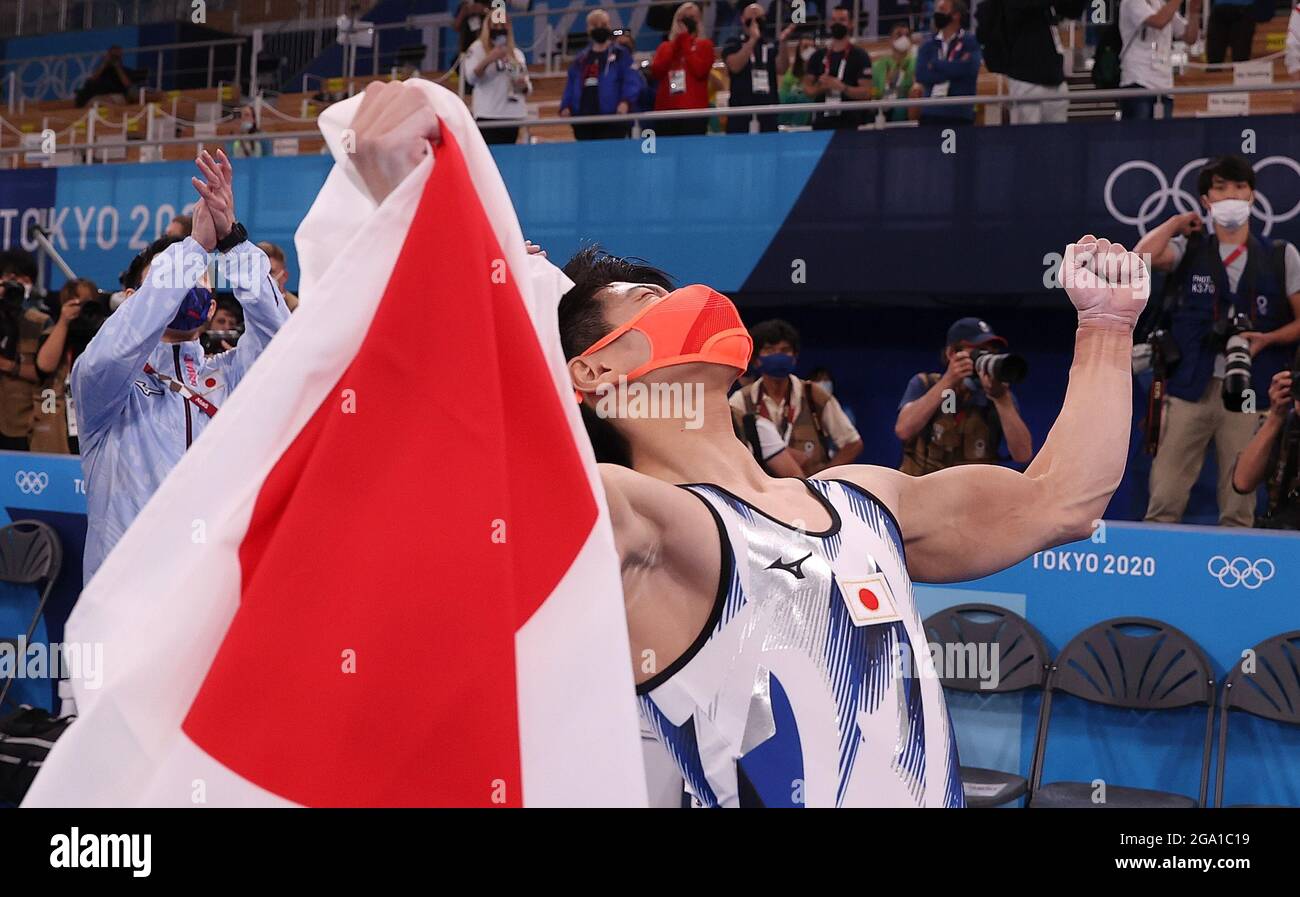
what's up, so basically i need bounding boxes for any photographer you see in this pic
[896,317,1034,475]
[0,250,50,452]
[728,318,863,476]
[1136,155,1300,527]
[1230,367,1300,529]
[74,149,289,581]
[30,278,103,454]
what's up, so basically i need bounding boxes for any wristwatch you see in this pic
[216,221,249,253]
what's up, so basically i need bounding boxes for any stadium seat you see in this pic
[1214,630,1300,808]
[924,603,1052,808]
[1028,617,1216,808]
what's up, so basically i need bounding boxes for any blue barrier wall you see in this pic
[0,452,86,711]
[918,521,1300,807]
[5,116,1298,295]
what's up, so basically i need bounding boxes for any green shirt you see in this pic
[871,54,915,121]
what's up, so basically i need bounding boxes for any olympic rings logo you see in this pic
[1104,156,1300,237]
[1206,555,1276,590]
[14,470,49,495]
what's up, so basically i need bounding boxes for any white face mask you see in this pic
[1209,198,1251,230]
[800,47,815,61]
[816,380,834,396]
[893,36,911,53]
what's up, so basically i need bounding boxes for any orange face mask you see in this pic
[576,283,753,387]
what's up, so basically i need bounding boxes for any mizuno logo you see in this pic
[134,379,164,398]
[766,552,812,579]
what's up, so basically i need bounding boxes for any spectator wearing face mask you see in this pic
[463,11,532,145]
[650,2,716,137]
[912,0,983,126]
[872,22,917,122]
[803,5,874,130]
[722,3,796,133]
[228,103,271,158]
[728,318,863,475]
[561,10,642,139]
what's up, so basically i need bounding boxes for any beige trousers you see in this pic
[1145,377,1264,527]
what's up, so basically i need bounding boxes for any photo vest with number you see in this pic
[1166,234,1293,403]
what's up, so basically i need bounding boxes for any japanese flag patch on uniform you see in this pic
[836,572,903,627]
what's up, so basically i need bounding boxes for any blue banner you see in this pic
[4,116,1297,297]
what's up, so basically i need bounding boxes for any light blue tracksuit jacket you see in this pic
[72,237,290,582]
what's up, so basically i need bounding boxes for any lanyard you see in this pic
[757,379,798,431]
[1211,242,1255,324]
[941,30,966,61]
[143,362,219,418]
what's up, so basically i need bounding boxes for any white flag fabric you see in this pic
[25,80,647,808]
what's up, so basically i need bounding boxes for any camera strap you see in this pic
[1143,372,1165,456]
[142,363,219,418]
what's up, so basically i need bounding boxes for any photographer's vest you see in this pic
[1164,234,1292,404]
[740,378,833,468]
[899,373,1002,476]
[0,309,50,439]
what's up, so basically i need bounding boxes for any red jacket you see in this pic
[650,32,715,111]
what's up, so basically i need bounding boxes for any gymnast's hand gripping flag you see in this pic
[24,81,648,807]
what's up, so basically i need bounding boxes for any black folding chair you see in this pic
[1214,630,1300,807]
[924,603,1051,807]
[0,521,63,714]
[1029,616,1215,808]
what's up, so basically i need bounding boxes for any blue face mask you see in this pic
[167,286,213,332]
[757,352,796,378]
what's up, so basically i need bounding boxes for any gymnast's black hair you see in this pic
[121,235,185,291]
[558,244,674,467]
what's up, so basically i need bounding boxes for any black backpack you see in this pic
[0,705,74,805]
[974,0,1011,74]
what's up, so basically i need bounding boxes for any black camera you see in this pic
[1132,328,1181,376]
[200,329,241,354]
[968,347,1028,384]
[1212,312,1254,412]
[0,279,24,308]
[66,291,112,357]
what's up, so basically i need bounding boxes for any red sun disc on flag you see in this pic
[858,588,879,611]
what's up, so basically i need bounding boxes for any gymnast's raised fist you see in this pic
[1061,235,1150,332]
[350,81,440,206]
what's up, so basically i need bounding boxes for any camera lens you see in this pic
[1221,333,1253,411]
[972,350,1028,385]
